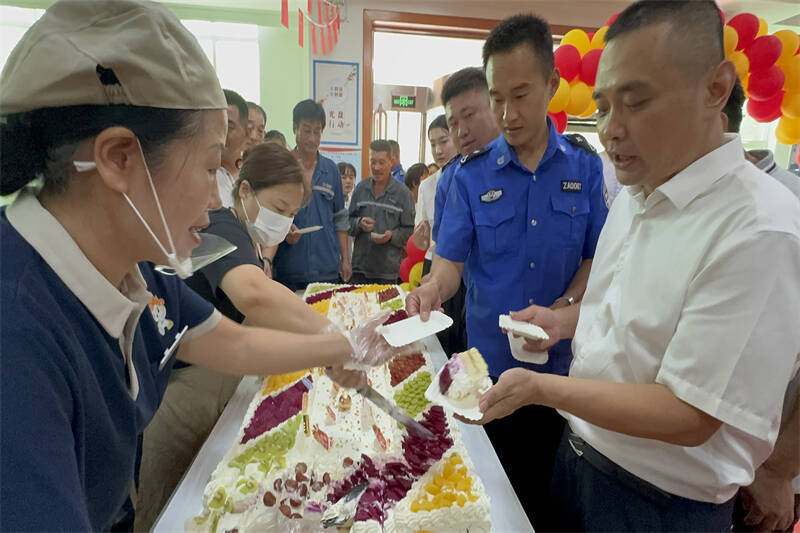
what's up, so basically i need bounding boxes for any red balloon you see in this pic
[718,8,726,26]
[399,257,413,283]
[748,65,786,101]
[405,235,426,263]
[554,44,581,82]
[605,13,619,27]
[587,32,595,41]
[746,35,782,72]
[549,111,568,133]
[728,13,759,51]
[579,48,603,86]
[746,91,784,122]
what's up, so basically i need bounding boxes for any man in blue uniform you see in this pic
[388,139,406,183]
[407,14,607,529]
[274,99,351,290]
[430,67,502,355]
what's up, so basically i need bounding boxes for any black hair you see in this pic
[606,1,723,75]
[0,105,201,196]
[293,99,326,129]
[441,68,489,107]
[428,114,449,134]
[370,139,392,155]
[247,101,267,123]
[337,162,356,177]
[482,14,554,78]
[404,163,427,191]
[223,89,249,126]
[387,139,400,158]
[264,129,287,145]
[722,78,745,133]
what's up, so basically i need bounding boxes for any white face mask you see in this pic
[241,193,294,247]
[74,140,194,278]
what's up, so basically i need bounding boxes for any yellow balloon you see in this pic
[723,25,739,57]
[774,30,800,65]
[408,262,424,288]
[561,29,591,56]
[729,50,750,82]
[784,55,800,94]
[591,26,608,50]
[757,17,768,38]
[565,81,593,116]
[775,115,800,145]
[782,92,800,119]
[579,100,597,118]
[548,77,570,113]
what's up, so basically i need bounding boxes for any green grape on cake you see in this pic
[393,371,431,418]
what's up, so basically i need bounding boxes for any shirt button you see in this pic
[529,262,535,269]
[572,206,577,213]
[532,175,537,182]
[529,298,534,304]
[530,219,537,226]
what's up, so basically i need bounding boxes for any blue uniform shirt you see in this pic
[391,164,406,183]
[0,193,220,531]
[436,119,608,377]
[274,153,348,285]
[432,154,464,244]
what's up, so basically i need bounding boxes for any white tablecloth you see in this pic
[153,335,534,532]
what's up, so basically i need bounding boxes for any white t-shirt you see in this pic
[216,167,236,209]
[414,169,441,261]
[565,134,800,504]
[599,151,624,207]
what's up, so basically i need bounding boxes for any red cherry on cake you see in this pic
[263,491,276,506]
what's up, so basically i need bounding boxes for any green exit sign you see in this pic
[392,95,416,109]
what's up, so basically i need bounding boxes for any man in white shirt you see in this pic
[476,2,800,530]
[216,89,249,208]
[413,114,457,274]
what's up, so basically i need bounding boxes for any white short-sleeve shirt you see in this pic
[216,167,236,209]
[415,169,441,260]
[565,134,800,504]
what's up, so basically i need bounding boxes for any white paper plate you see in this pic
[376,311,453,347]
[498,314,549,340]
[506,331,548,364]
[370,231,384,238]
[295,225,323,235]
[424,364,486,421]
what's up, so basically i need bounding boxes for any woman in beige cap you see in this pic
[0,1,400,530]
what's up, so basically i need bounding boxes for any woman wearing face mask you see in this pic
[0,2,405,531]
[136,142,329,529]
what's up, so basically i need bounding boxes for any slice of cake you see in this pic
[437,349,491,406]
[326,292,381,331]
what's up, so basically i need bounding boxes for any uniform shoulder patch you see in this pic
[564,133,596,154]
[460,146,490,166]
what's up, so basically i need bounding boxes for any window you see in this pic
[181,20,260,103]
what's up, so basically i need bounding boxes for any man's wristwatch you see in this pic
[554,295,575,306]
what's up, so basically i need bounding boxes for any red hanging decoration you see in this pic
[298,9,304,48]
[311,21,317,55]
[332,6,339,44]
[281,0,288,29]
[308,0,312,14]
[325,2,332,52]
[318,0,327,55]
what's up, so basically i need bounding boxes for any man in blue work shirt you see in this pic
[274,99,351,291]
[388,139,406,183]
[407,14,607,529]
[430,67,502,355]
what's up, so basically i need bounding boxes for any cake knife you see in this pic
[357,384,437,440]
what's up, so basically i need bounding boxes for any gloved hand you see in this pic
[325,311,427,367]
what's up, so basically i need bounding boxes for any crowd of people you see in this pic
[1,0,799,532]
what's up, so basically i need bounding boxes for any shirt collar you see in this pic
[493,117,561,172]
[635,134,746,211]
[6,190,151,339]
[748,150,775,173]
